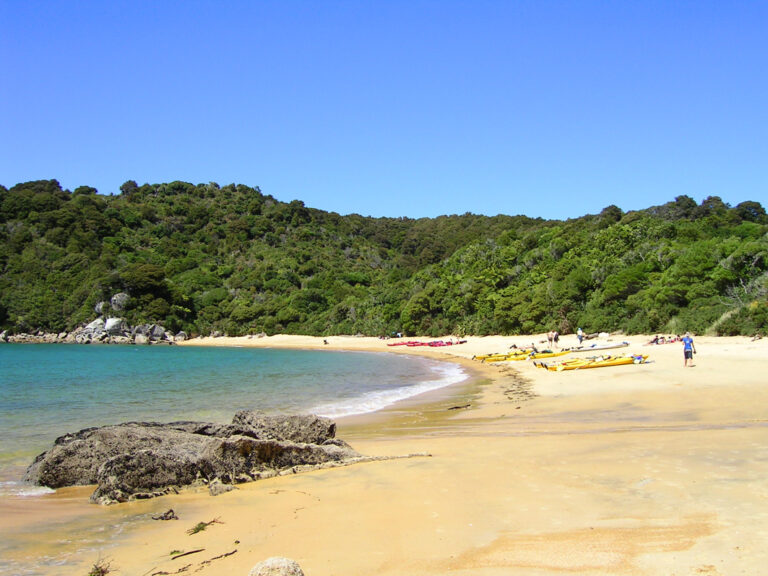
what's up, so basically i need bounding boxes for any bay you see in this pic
[0,343,467,490]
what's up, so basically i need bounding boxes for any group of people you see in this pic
[647,334,681,345]
[546,330,560,348]
[549,328,697,367]
[646,333,697,366]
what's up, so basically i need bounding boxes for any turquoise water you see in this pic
[0,343,467,490]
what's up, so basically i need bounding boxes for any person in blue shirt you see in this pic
[682,332,696,367]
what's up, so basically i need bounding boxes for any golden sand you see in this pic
[11,333,768,575]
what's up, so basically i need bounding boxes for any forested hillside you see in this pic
[1,179,766,337]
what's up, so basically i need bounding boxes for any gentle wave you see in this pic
[0,480,55,497]
[312,362,468,418]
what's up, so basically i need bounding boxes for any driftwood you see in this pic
[171,549,204,560]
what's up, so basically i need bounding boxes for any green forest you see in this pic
[1,179,767,338]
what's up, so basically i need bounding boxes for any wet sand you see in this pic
[4,333,768,575]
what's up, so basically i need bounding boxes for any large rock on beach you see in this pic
[24,412,362,505]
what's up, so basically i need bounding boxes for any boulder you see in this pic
[24,412,363,505]
[249,557,305,576]
[23,423,214,489]
[149,324,169,340]
[104,317,128,335]
[110,292,130,312]
[82,318,106,337]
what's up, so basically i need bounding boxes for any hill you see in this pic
[1,179,766,337]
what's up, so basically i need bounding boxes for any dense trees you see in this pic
[1,181,766,337]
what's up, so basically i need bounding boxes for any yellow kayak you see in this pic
[528,350,571,360]
[482,351,531,363]
[538,354,648,371]
[474,348,533,362]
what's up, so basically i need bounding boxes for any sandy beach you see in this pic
[18,333,768,575]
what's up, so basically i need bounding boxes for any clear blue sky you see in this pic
[2,1,766,220]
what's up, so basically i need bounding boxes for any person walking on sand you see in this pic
[682,332,696,367]
[577,327,583,344]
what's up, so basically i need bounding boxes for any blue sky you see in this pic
[1,1,766,220]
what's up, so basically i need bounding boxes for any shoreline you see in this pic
[3,333,768,575]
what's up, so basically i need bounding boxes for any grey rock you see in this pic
[249,557,305,576]
[82,318,105,336]
[149,324,167,340]
[110,292,130,312]
[133,324,151,337]
[208,479,236,496]
[24,412,362,505]
[24,423,213,489]
[104,317,128,335]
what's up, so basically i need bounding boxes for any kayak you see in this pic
[535,354,648,371]
[528,350,571,360]
[473,348,533,362]
[482,351,532,363]
[570,341,630,353]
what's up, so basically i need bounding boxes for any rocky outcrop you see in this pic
[1,320,186,345]
[0,289,190,345]
[24,411,365,505]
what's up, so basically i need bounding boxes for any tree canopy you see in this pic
[1,180,766,337]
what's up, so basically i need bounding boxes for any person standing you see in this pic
[682,332,696,367]
[577,327,584,344]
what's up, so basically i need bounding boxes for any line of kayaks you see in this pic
[534,354,648,371]
[387,339,467,348]
[474,349,573,363]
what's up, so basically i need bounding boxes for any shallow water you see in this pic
[0,343,468,575]
[0,343,467,485]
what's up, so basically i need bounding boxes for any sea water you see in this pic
[0,343,468,574]
[0,343,467,491]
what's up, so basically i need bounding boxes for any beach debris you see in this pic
[199,548,237,567]
[87,558,112,576]
[249,556,305,576]
[151,550,239,574]
[170,548,205,560]
[447,403,471,410]
[152,509,179,521]
[187,517,223,535]
[150,565,192,575]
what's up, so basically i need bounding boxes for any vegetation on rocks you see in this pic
[1,179,766,337]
